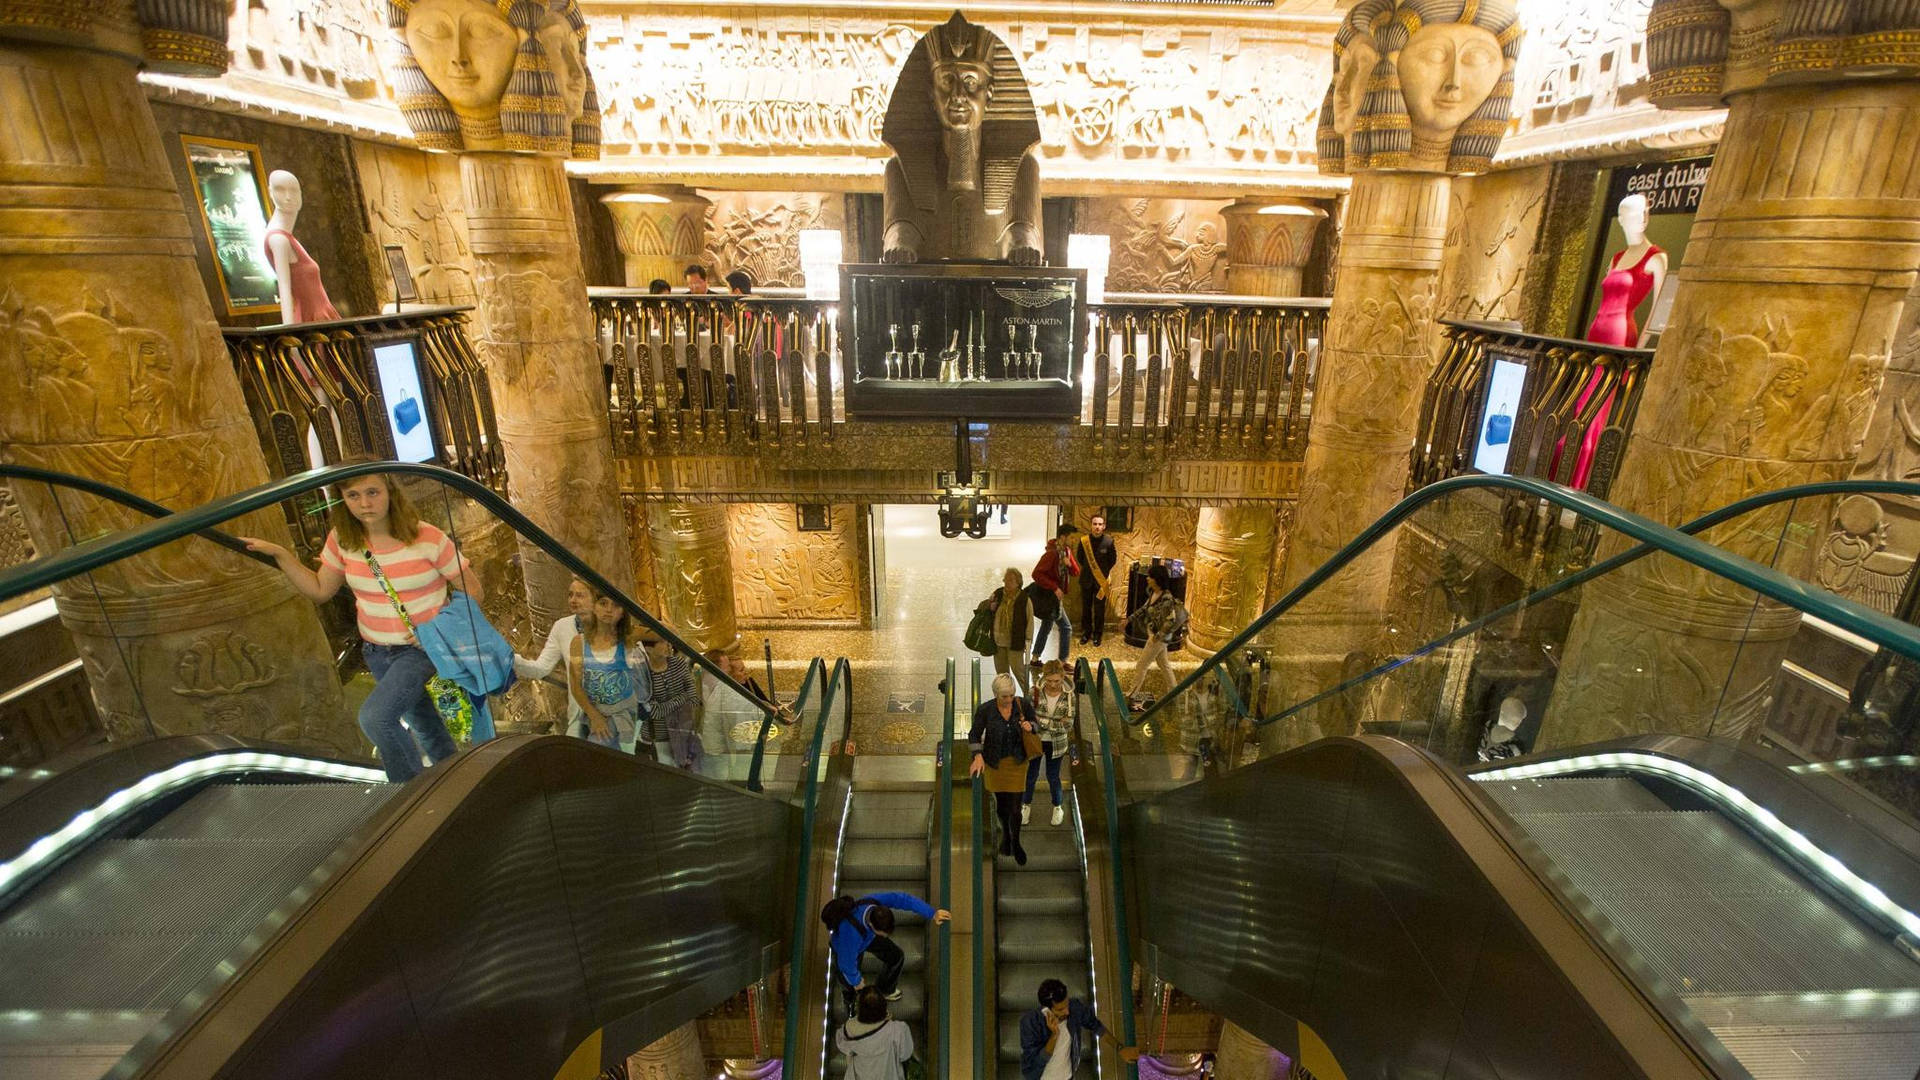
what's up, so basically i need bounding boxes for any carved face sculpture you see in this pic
[1397,21,1503,149]
[404,0,520,115]
[931,59,993,133]
[536,11,589,124]
[1331,38,1380,137]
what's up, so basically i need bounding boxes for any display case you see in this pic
[840,262,1087,419]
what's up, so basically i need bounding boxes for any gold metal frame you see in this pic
[179,133,280,317]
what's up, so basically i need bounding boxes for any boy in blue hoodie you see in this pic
[826,892,952,1007]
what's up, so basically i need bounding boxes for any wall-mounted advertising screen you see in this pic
[370,335,437,463]
[1472,357,1528,476]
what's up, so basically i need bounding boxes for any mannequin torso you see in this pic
[264,170,340,325]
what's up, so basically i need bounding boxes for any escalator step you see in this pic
[996,915,1087,963]
[996,962,1087,1011]
[1476,776,1667,815]
[848,793,931,839]
[995,871,1085,917]
[994,836,1078,872]
[140,781,395,841]
[841,839,929,880]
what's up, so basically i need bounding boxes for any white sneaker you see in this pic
[1051,805,1064,826]
[1020,804,1031,825]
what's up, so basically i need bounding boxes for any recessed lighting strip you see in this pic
[0,751,387,897]
[1474,751,1920,940]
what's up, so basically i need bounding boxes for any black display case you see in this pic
[840,262,1087,419]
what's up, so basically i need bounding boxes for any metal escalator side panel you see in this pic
[1124,735,1727,1080]
[123,735,802,1080]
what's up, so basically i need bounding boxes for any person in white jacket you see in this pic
[836,988,913,1080]
[514,579,592,735]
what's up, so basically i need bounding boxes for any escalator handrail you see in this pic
[970,657,987,1080]
[782,655,853,1077]
[1131,474,1920,731]
[1077,657,1140,1079]
[1257,476,1920,731]
[936,656,956,1080]
[749,657,825,792]
[0,463,272,567]
[0,460,780,729]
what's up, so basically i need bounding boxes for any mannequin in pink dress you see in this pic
[1559,194,1667,488]
[263,170,341,324]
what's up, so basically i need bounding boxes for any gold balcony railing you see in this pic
[588,288,1327,457]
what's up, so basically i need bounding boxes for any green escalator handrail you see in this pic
[1257,476,1920,731]
[1077,656,1140,1079]
[937,655,956,1080]
[781,655,851,1074]
[748,657,824,792]
[0,462,273,567]
[970,657,986,1080]
[1129,473,1920,732]
[0,460,782,733]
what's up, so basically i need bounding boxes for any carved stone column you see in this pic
[0,7,352,752]
[1214,1020,1285,1080]
[647,503,738,652]
[1187,507,1276,652]
[627,1021,706,1080]
[720,1058,781,1080]
[1546,77,1920,743]
[602,186,711,287]
[1220,199,1327,297]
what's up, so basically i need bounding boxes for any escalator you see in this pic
[1098,476,1920,1079]
[0,463,834,1080]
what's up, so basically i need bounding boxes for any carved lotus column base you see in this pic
[1214,1020,1286,1080]
[1550,80,1920,742]
[1187,506,1276,653]
[0,37,351,752]
[458,152,634,624]
[602,185,713,287]
[720,1058,781,1080]
[627,1021,706,1080]
[1220,199,1327,298]
[1141,1052,1206,1079]
[647,502,739,652]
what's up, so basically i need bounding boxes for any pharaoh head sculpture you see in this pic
[882,11,1041,213]
[385,0,601,157]
[1647,0,1920,108]
[1317,0,1522,175]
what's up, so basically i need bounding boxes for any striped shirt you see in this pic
[320,523,467,645]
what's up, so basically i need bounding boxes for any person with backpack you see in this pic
[824,892,953,1009]
[1125,563,1188,712]
[836,987,916,1080]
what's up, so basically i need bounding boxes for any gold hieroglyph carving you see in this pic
[603,186,710,287]
[583,10,1332,190]
[1219,199,1326,298]
[1436,165,1549,322]
[647,502,738,652]
[726,503,864,625]
[1187,506,1276,652]
[1080,198,1232,294]
[627,1022,706,1080]
[1820,274,1920,612]
[1548,82,1920,745]
[0,482,33,573]
[353,141,478,306]
[704,192,847,290]
[0,37,352,753]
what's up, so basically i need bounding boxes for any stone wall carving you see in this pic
[1077,198,1231,294]
[352,139,479,307]
[726,502,865,625]
[231,0,390,103]
[583,8,1333,192]
[1436,165,1550,322]
[0,481,35,573]
[703,192,846,289]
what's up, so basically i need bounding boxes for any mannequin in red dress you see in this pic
[263,170,340,325]
[1559,194,1668,488]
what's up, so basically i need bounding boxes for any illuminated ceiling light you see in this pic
[1474,751,1920,939]
[602,192,672,204]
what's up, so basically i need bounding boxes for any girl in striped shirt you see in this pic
[244,468,482,781]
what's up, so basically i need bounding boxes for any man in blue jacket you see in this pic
[1019,978,1138,1080]
[827,893,952,1007]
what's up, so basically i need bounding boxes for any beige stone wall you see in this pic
[702,191,846,288]
[1435,166,1551,323]
[353,140,480,307]
[726,502,867,626]
[1075,198,1231,294]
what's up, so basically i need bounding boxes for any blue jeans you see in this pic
[1032,607,1072,661]
[361,642,459,782]
[1023,743,1064,805]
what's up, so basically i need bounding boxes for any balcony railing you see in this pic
[589,288,1327,456]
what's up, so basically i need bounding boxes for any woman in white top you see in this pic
[1022,660,1075,827]
[514,578,592,734]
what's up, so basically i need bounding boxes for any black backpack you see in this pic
[820,895,860,931]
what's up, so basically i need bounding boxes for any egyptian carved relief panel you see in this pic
[353,140,479,307]
[726,502,865,625]
[1435,166,1548,322]
[1076,198,1230,294]
[703,192,847,289]
[584,9,1331,188]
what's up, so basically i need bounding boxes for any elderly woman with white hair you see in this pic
[968,671,1040,865]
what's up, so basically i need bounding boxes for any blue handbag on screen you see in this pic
[393,395,423,435]
[1485,412,1512,446]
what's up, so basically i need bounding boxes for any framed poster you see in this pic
[796,504,831,532]
[384,245,419,309]
[180,135,280,316]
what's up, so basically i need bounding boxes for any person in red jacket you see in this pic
[1027,525,1079,666]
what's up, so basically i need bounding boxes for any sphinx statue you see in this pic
[1317,0,1522,175]
[387,0,601,157]
[880,12,1044,265]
